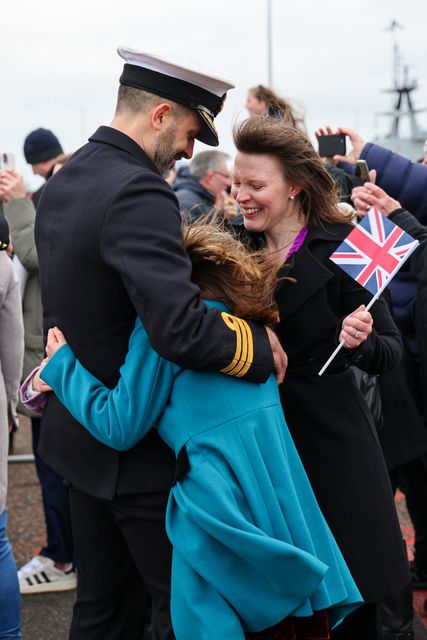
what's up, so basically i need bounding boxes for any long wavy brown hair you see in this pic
[182,218,280,326]
[233,116,352,227]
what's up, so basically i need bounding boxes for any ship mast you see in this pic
[379,21,426,142]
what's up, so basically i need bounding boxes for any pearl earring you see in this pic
[289,195,295,200]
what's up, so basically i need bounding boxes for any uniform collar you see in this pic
[89,126,160,175]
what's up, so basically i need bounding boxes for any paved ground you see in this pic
[7,416,427,639]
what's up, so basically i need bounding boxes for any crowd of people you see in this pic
[1,46,427,640]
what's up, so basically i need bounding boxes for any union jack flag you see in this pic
[330,207,419,296]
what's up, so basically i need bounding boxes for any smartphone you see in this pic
[356,159,370,184]
[317,134,346,158]
[0,153,15,169]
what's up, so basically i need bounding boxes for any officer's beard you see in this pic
[154,124,180,178]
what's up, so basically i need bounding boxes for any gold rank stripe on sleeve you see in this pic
[219,312,254,378]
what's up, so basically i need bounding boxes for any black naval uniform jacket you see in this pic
[34,126,273,500]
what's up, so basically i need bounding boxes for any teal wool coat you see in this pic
[39,303,362,639]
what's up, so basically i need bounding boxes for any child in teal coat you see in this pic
[23,223,362,640]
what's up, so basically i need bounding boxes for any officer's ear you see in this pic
[151,103,174,132]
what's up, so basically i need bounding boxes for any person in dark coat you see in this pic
[0,167,76,594]
[350,176,427,474]
[318,124,427,592]
[232,116,410,640]
[34,49,286,640]
[352,178,427,628]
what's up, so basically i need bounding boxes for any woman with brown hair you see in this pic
[245,85,302,128]
[22,220,361,639]
[231,116,410,640]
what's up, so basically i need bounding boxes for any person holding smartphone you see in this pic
[315,125,427,225]
[318,125,427,593]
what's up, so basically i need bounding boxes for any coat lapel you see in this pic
[276,224,348,320]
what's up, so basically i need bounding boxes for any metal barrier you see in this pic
[7,454,35,464]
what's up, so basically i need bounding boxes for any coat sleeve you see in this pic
[337,268,403,374]
[361,144,427,224]
[337,143,427,224]
[4,198,39,271]
[100,172,273,382]
[389,209,427,420]
[0,255,24,414]
[39,319,176,451]
[19,368,48,416]
[388,208,427,279]
[415,283,427,421]
[175,188,208,216]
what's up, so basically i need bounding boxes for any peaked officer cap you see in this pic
[118,47,234,147]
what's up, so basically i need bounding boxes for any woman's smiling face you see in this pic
[232,152,299,235]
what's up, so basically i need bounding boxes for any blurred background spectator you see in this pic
[318,125,427,634]
[0,163,76,595]
[174,150,239,223]
[23,128,63,206]
[245,84,306,131]
[0,213,23,639]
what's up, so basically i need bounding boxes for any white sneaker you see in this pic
[18,555,77,594]
[18,554,51,577]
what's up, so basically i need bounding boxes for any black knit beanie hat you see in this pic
[0,214,10,250]
[23,128,63,164]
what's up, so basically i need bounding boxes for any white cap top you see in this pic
[118,47,234,97]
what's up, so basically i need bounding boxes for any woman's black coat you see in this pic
[242,221,410,602]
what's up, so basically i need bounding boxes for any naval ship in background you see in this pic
[374,21,427,161]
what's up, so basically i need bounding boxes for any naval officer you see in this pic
[34,47,287,640]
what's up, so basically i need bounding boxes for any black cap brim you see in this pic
[196,109,219,147]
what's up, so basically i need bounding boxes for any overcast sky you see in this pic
[2,0,427,190]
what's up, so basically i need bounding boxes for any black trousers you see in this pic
[378,472,414,640]
[330,602,382,640]
[68,486,174,640]
[32,418,74,563]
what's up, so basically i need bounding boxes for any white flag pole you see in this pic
[318,239,419,377]
[317,340,346,377]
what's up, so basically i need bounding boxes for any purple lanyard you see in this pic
[286,227,308,258]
